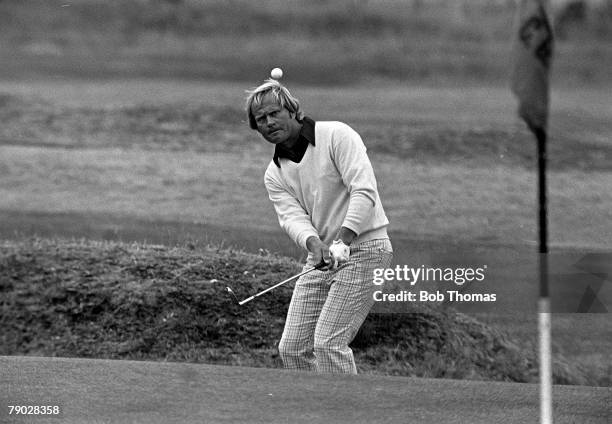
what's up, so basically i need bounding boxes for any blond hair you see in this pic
[245,79,304,129]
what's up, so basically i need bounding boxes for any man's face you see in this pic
[251,94,298,146]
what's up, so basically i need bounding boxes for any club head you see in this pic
[226,287,240,303]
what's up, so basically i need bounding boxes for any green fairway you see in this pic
[2,356,610,424]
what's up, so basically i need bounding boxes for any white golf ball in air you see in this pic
[271,67,283,79]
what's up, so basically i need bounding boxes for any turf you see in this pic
[4,356,611,424]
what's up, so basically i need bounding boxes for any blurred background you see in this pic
[0,0,610,85]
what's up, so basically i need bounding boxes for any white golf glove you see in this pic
[329,240,350,269]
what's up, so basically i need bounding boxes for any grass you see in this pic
[0,85,610,247]
[476,313,612,387]
[0,237,595,385]
[1,145,611,247]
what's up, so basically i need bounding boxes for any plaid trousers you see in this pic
[278,238,393,374]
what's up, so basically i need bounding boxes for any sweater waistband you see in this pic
[352,226,389,246]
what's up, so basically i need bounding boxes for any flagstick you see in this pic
[535,126,552,424]
[510,0,554,419]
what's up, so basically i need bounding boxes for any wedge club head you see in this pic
[226,286,240,303]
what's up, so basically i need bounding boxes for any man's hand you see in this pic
[306,236,332,269]
[329,240,350,269]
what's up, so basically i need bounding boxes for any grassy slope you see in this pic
[0,237,592,385]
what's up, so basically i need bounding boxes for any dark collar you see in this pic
[273,117,315,168]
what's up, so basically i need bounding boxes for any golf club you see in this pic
[227,259,329,306]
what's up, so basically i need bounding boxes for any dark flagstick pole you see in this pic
[535,126,549,296]
[535,124,552,424]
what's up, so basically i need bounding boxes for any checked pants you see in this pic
[278,239,393,374]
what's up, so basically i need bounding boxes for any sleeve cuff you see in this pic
[342,193,375,236]
[297,230,320,251]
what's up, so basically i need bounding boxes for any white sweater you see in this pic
[264,121,389,250]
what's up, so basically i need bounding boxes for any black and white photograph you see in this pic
[1,1,610,423]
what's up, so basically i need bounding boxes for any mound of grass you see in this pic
[0,238,588,384]
[1,238,298,366]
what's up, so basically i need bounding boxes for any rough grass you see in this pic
[0,237,594,385]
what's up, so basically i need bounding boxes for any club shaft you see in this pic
[236,258,368,306]
[238,265,319,305]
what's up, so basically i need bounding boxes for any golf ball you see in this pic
[271,67,283,79]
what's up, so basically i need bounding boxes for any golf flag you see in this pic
[510,3,555,424]
[510,0,554,132]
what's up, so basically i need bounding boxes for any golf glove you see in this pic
[329,240,350,269]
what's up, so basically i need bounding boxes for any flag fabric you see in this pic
[510,0,554,132]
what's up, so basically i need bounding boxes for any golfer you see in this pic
[245,79,393,374]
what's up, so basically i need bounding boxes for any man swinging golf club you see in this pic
[245,74,393,374]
